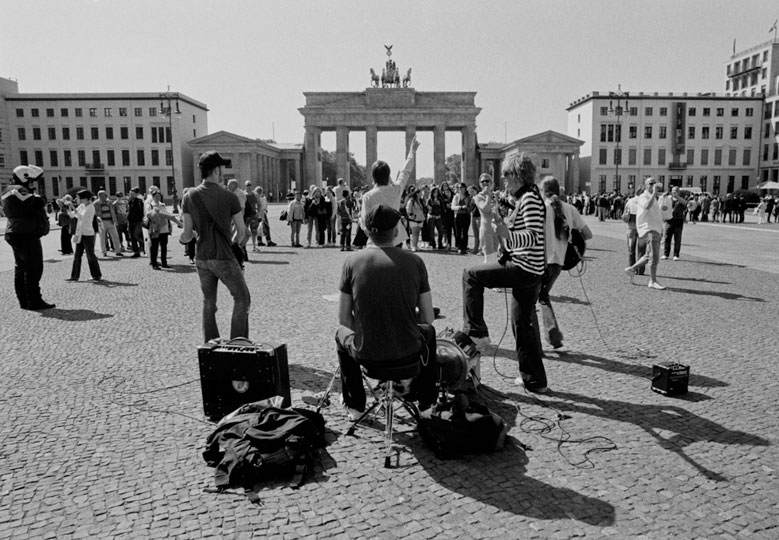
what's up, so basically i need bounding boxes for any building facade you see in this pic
[0,77,208,199]
[725,40,779,184]
[567,92,763,195]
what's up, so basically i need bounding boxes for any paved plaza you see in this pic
[1,206,778,539]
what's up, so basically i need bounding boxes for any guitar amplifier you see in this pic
[651,362,689,396]
[198,337,291,421]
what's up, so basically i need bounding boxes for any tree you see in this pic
[445,153,461,185]
[320,149,366,188]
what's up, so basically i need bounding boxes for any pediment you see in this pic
[189,130,257,146]
[513,130,583,147]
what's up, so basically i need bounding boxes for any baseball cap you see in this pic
[365,204,401,233]
[198,151,232,170]
[12,165,44,186]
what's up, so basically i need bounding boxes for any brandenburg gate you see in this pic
[299,49,481,187]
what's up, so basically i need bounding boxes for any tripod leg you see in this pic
[316,366,341,415]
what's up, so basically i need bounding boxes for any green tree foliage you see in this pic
[445,153,461,185]
[320,149,366,188]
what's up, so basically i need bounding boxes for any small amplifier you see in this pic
[198,337,291,421]
[651,362,689,396]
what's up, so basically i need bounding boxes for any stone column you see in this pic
[304,126,321,188]
[405,125,417,183]
[293,156,302,192]
[336,126,350,186]
[572,152,580,193]
[365,126,378,181]
[434,125,446,185]
[556,154,566,192]
[461,125,477,185]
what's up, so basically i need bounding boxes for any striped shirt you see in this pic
[504,189,545,275]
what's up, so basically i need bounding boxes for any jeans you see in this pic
[336,324,438,411]
[462,262,546,390]
[195,258,251,342]
[454,213,471,252]
[99,220,121,255]
[663,220,683,257]
[428,216,444,248]
[5,234,44,307]
[290,220,302,246]
[60,224,73,254]
[340,222,352,248]
[149,233,169,266]
[129,221,145,254]
[71,235,102,280]
[538,264,563,348]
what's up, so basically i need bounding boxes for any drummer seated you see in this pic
[335,205,438,421]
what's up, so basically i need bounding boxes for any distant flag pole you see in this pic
[771,20,778,43]
[732,38,736,55]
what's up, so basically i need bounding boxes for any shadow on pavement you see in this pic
[290,364,339,394]
[246,260,290,265]
[524,389,769,482]
[89,279,139,287]
[689,259,746,269]
[656,275,731,285]
[665,286,765,302]
[410,437,615,525]
[586,247,616,253]
[39,308,114,321]
[550,294,590,306]
[161,264,197,274]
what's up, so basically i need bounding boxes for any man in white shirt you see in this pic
[624,177,665,290]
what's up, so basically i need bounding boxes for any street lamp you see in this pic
[159,88,181,202]
[608,84,629,193]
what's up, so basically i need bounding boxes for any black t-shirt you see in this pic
[182,182,241,260]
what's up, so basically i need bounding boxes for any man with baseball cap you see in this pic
[2,165,55,309]
[180,151,251,341]
[335,204,437,420]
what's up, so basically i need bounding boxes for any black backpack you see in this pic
[562,228,586,271]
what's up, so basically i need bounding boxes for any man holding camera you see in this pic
[180,151,251,342]
[2,165,54,310]
[624,176,666,290]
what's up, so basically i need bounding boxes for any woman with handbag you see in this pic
[57,195,75,255]
[66,190,102,282]
[405,185,426,251]
[145,191,182,269]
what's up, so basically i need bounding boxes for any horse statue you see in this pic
[369,68,380,88]
[402,68,412,88]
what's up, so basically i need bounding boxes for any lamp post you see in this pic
[159,88,181,201]
[608,84,629,193]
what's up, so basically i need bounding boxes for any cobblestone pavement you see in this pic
[1,206,778,539]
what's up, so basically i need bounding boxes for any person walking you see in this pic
[473,173,499,264]
[624,177,666,290]
[127,187,146,257]
[66,190,102,282]
[451,183,472,255]
[146,191,182,269]
[94,190,124,257]
[662,186,687,261]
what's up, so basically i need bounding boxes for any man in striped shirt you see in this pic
[461,154,548,393]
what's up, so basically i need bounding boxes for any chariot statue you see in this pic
[369,45,410,89]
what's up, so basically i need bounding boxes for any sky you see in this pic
[2,0,778,177]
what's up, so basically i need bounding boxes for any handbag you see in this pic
[562,228,586,271]
[279,209,288,221]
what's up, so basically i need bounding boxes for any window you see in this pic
[152,176,160,188]
[746,107,754,117]
[48,127,56,140]
[32,127,41,140]
[18,127,26,141]
[91,127,99,140]
[20,150,28,165]
[165,149,173,166]
[541,158,549,168]
[89,108,97,117]
[65,177,74,189]
[62,127,70,140]
[192,114,196,124]
[614,148,622,165]
[660,107,668,116]
[644,126,653,138]
[715,126,723,139]
[60,108,69,117]
[106,127,114,140]
[64,150,72,167]
[138,176,147,192]
[135,126,143,140]
[598,175,607,192]
[743,148,751,166]
[764,144,770,160]
[628,148,637,165]
[137,149,145,166]
[702,107,710,116]
[149,107,157,117]
[49,150,58,167]
[121,150,130,166]
[607,124,614,142]
[712,175,720,194]
[686,175,694,187]
[730,127,738,139]
[629,107,638,116]
[714,149,722,165]
[134,107,143,117]
[731,108,739,117]
[151,149,159,166]
[774,143,779,160]
[629,125,637,139]
[645,107,653,116]
[167,176,175,194]
[0,154,4,168]
[119,107,128,117]
[702,126,710,139]
[77,150,86,166]
[600,124,607,142]
[34,150,43,166]
[741,176,750,191]
[688,126,695,139]
[658,148,666,165]
[600,107,608,115]
[643,148,651,165]
[686,149,694,164]
[599,148,607,165]
[16,108,24,118]
[92,150,101,166]
[46,108,54,117]
[701,149,709,165]
[31,108,40,117]
[716,108,724,116]
[107,150,115,167]
[109,177,117,194]
[120,127,129,139]
[728,148,737,165]
[151,129,158,144]
[104,108,112,117]
[0,128,2,142]
[700,175,708,192]
[76,127,84,140]
[193,129,197,138]
[688,107,696,117]
[766,123,772,138]
[75,108,83,117]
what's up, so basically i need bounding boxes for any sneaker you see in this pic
[673,256,680,261]
[256,241,266,246]
[647,281,666,290]
[526,386,550,395]
[65,277,78,282]
[267,242,277,247]
[470,336,491,351]
[131,253,141,258]
[114,252,124,257]
[26,300,56,310]
[660,255,669,260]
[623,267,635,284]
[252,247,260,253]
[339,396,364,422]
